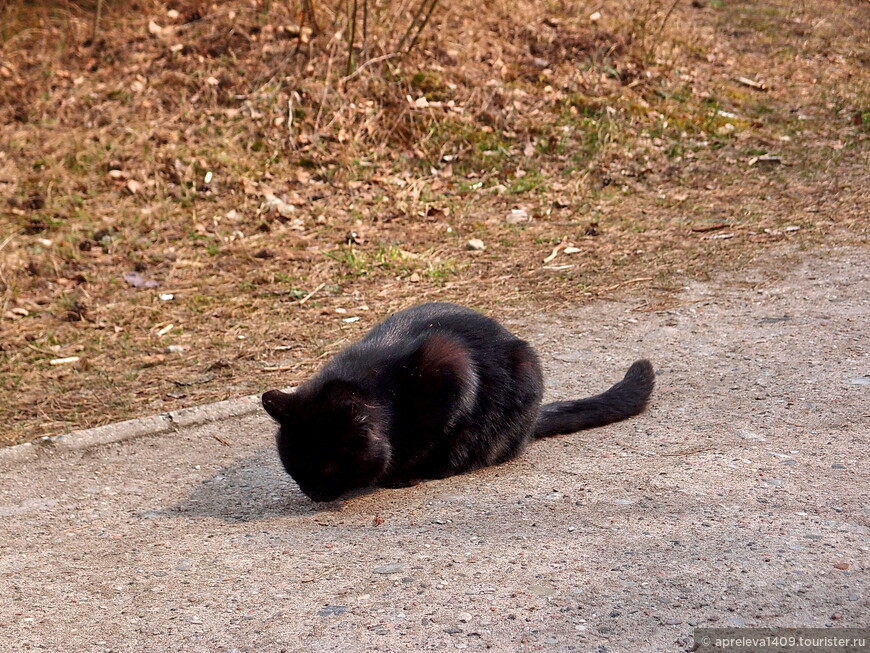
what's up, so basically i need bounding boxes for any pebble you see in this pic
[317,605,347,617]
[609,610,621,618]
[725,616,746,627]
[762,478,783,487]
[175,559,192,571]
[465,239,485,251]
[505,208,530,224]
[528,584,558,597]
[831,464,846,469]
[373,562,404,574]
[165,345,185,354]
[664,618,682,625]
[458,612,472,623]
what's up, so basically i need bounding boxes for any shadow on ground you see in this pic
[161,447,392,521]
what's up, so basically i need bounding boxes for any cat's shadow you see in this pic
[160,448,366,522]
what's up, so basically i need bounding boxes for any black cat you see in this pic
[262,302,654,502]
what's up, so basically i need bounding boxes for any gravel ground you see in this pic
[1,246,868,652]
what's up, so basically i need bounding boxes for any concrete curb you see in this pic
[0,390,289,470]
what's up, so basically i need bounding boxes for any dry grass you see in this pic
[1,0,868,445]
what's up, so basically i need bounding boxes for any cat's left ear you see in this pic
[411,333,478,414]
[262,389,297,421]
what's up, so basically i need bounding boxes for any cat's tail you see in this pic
[533,359,655,438]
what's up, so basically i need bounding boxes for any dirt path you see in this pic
[1,246,868,652]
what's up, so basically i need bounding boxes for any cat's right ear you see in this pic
[261,389,296,421]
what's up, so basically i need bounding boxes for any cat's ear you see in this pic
[411,333,478,415]
[261,389,297,421]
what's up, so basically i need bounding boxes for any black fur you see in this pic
[262,302,654,502]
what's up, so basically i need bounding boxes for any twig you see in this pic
[91,0,103,43]
[0,230,19,253]
[651,0,681,46]
[314,38,339,134]
[346,0,358,77]
[211,433,232,446]
[597,277,653,293]
[362,0,369,55]
[405,0,439,55]
[298,282,326,305]
[260,365,299,372]
[302,0,321,36]
[340,52,399,84]
[395,0,430,53]
[542,237,568,264]
[660,446,717,457]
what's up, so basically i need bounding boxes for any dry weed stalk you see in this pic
[627,0,681,61]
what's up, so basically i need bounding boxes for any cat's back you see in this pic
[364,302,511,347]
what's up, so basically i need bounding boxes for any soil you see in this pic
[1,245,867,652]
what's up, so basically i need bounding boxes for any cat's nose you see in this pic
[306,489,341,503]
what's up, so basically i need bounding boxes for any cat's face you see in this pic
[262,382,390,502]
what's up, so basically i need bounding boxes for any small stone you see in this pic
[505,208,530,224]
[165,345,185,354]
[190,616,202,624]
[528,583,558,597]
[848,594,859,601]
[831,613,842,620]
[664,618,682,625]
[457,612,472,623]
[725,616,746,627]
[831,463,846,469]
[688,619,699,627]
[465,239,485,251]
[175,559,192,571]
[373,562,404,574]
[609,610,621,618]
[317,605,348,617]
[833,562,849,570]
[762,478,783,487]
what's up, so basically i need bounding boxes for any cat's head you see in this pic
[261,380,390,502]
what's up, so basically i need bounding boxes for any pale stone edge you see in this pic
[0,388,293,470]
